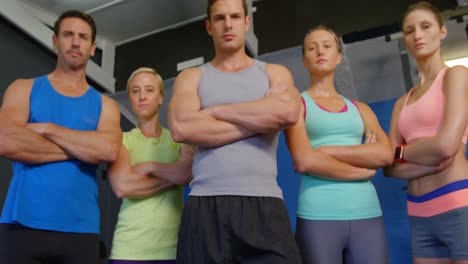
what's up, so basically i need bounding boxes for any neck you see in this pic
[50,64,88,88]
[211,48,252,72]
[138,113,162,138]
[307,72,339,97]
[415,52,446,85]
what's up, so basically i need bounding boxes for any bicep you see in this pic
[97,96,122,134]
[357,102,390,144]
[168,69,202,122]
[439,67,468,142]
[0,79,33,125]
[285,106,310,156]
[388,97,405,147]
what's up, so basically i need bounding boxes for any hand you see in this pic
[26,122,51,136]
[364,132,377,144]
[362,168,377,180]
[200,106,216,117]
[180,145,194,161]
[435,156,454,172]
[131,163,148,176]
[266,84,287,96]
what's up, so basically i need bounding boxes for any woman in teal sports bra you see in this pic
[285,25,393,264]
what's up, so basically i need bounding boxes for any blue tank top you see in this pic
[297,92,382,220]
[189,60,283,198]
[0,75,102,233]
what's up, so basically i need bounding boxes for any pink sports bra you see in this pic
[398,68,468,144]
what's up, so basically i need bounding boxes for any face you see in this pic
[128,72,163,120]
[303,29,342,75]
[403,9,447,60]
[53,17,96,70]
[206,0,250,53]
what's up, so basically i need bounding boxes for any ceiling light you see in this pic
[445,57,468,67]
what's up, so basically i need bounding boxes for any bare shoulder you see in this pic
[5,78,34,94]
[445,65,468,83]
[265,63,291,75]
[1,78,34,106]
[100,94,121,118]
[176,67,202,84]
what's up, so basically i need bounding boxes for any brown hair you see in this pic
[54,10,97,42]
[402,1,443,28]
[302,25,343,57]
[206,0,248,19]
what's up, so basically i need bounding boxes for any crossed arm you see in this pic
[108,144,193,199]
[206,64,301,133]
[168,64,300,147]
[400,66,468,166]
[317,102,393,169]
[0,79,122,164]
[383,67,468,180]
[285,105,377,181]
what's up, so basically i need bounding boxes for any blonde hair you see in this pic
[402,1,443,28]
[126,67,164,96]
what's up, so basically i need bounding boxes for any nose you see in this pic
[224,17,232,29]
[71,35,80,47]
[316,46,324,56]
[413,27,422,40]
[139,90,147,100]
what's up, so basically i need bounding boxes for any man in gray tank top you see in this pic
[168,0,302,263]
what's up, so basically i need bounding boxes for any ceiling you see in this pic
[21,0,208,45]
[20,0,466,53]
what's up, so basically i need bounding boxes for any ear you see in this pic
[245,15,250,32]
[336,52,343,65]
[205,19,212,36]
[440,25,448,40]
[159,96,163,105]
[90,41,97,57]
[52,35,58,50]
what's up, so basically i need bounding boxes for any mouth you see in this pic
[414,43,425,49]
[223,34,235,41]
[68,51,82,57]
[315,59,328,64]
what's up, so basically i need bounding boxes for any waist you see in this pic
[407,180,468,217]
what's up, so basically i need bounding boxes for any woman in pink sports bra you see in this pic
[384,2,468,264]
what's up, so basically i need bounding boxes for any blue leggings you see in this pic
[295,217,390,264]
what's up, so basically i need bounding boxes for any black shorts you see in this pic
[176,196,301,264]
[0,223,99,264]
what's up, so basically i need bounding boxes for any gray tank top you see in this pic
[189,60,283,198]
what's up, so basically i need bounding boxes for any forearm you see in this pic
[110,171,174,199]
[404,136,451,166]
[44,123,121,164]
[132,159,193,185]
[383,162,441,180]
[211,95,299,134]
[320,144,393,169]
[170,114,256,147]
[0,123,69,164]
[295,152,375,181]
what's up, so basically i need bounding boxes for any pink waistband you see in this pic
[407,188,468,217]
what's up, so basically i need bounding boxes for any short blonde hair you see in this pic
[126,67,164,96]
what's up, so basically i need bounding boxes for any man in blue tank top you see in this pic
[168,0,302,263]
[0,10,122,264]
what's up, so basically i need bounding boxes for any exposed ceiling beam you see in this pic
[86,0,127,14]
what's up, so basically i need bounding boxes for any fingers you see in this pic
[365,132,377,144]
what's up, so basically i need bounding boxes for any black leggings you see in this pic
[0,224,99,264]
[295,217,390,264]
